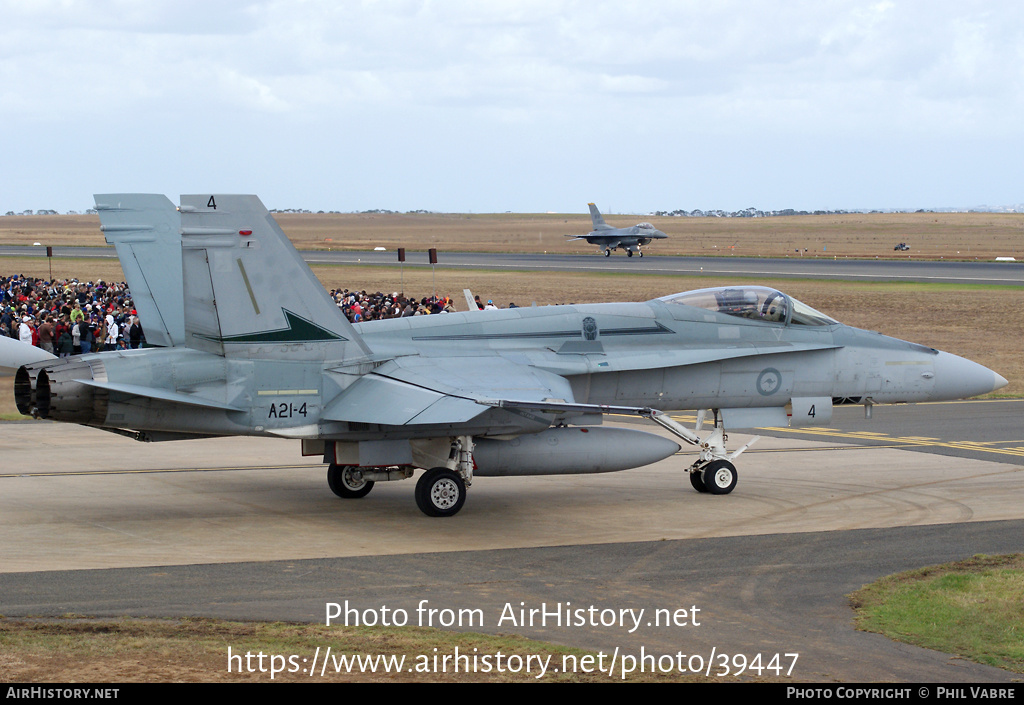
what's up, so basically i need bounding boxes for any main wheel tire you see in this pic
[415,467,466,517]
[327,464,375,499]
[604,250,611,257]
[627,250,633,257]
[703,459,738,495]
[689,470,708,493]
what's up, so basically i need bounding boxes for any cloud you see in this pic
[2,0,1022,212]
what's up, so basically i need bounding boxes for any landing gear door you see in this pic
[788,397,832,427]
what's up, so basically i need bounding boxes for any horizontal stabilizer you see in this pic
[77,379,244,411]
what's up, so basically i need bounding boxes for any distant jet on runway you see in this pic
[567,203,668,257]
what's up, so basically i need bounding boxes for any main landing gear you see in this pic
[639,408,754,496]
[325,436,475,517]
[327,464,375,498]
[415,468,466,517]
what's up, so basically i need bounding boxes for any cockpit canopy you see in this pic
[636,223,656,230]
[658,286,838,326]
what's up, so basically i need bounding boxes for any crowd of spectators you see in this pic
[2,274,142,355]
[330,290,516,321]
[331,289,457,321]
[3,274,508,354]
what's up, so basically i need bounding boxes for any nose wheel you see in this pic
[701,459,738,494]
[689,470,708,493]
[637,408,753,496]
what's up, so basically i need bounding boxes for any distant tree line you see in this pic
[268,208,438,214]
[655,207,864,218]
[3,204,1021,217]
[652,205,1023,217]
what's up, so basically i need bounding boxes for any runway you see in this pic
[2,245,1022,285]
[1,400,1022,681]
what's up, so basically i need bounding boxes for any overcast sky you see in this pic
[2,0,1022,214]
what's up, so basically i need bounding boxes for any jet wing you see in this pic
[323,356,575,426]
[566,233,621,247]
[0,336,57,375]
[322,374,484,425]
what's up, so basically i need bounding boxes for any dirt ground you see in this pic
[2,210,1022,260]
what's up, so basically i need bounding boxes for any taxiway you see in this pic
[1,245,1021,285]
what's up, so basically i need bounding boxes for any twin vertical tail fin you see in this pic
[178,195,372,361]
[94,194,183,347]
[587,202,611,231]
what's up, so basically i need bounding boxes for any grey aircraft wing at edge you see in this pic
[0,336,56,376]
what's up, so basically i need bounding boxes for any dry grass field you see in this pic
[2,210,1022,259]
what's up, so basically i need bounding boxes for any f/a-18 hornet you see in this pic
[567,203,668,257]
[12,194,1007,517]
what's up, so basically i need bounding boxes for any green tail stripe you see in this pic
[199,309,346,344]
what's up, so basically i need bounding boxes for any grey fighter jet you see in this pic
[11,195,1007,517]
[567,203,668,257]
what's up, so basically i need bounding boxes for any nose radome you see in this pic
[932,351,1008,400]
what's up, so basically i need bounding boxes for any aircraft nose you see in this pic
[931,351,1008,400]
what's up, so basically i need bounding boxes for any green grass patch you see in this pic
[849,554,1024,673]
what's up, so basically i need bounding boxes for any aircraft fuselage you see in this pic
[18,291,1001,444]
